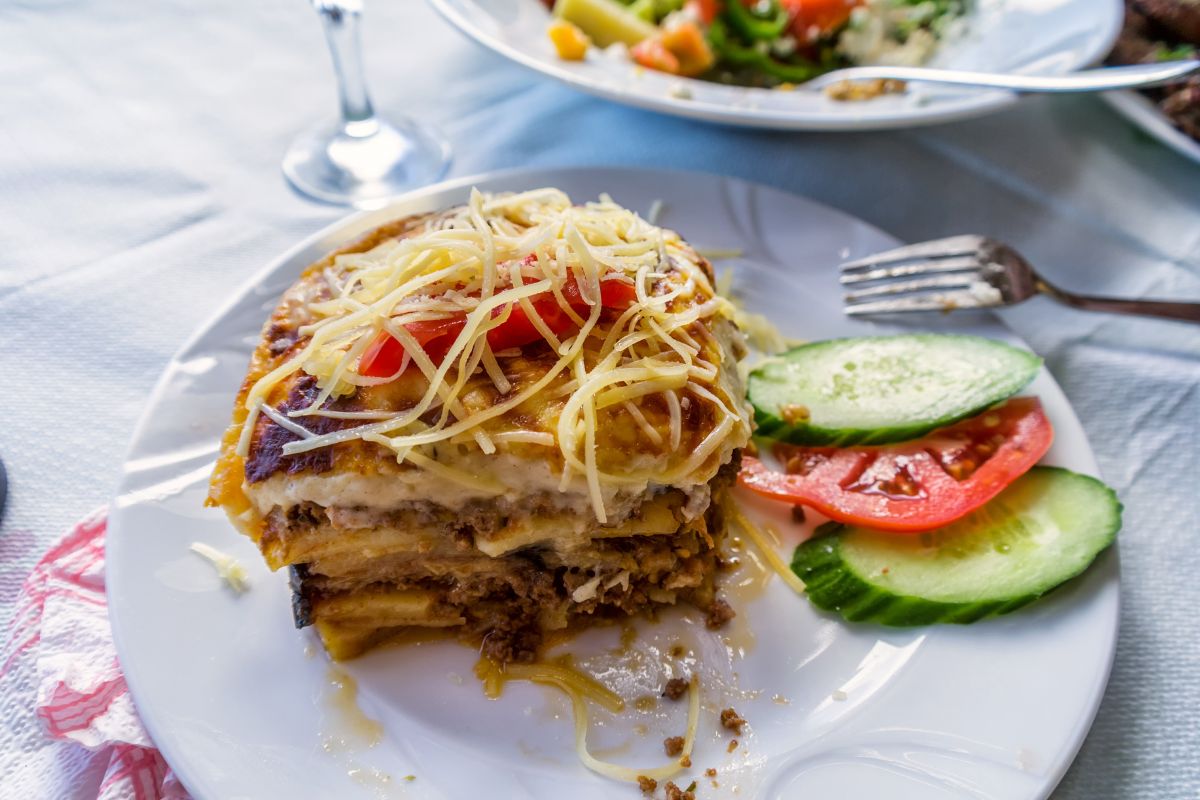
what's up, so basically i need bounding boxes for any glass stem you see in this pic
[314,0,376,130]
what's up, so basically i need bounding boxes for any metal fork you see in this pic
[841,235,1200,324]
[805,59,1200,94]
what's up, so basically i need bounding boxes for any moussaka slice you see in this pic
[207,188,752,661]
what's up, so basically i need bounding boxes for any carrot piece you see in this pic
[661,20,714,76]
[631,36,681,74]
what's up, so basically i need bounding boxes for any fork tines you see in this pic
[840,235,987,271]
[840,235,999,316]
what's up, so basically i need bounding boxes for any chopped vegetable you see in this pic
[685,0,721,24]
[780,0,863,40]
[708,17,822,82]
[548,19,592,60]
[726,0,789,41]
[740,397,1054,532]
[629,0,658,22]
[554,0,657,47]
[632,36,682,72]
[661,20,715,75]
[622,0,686,22]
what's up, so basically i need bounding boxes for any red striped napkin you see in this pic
[1,510,189,800]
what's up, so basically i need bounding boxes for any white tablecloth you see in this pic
[1,1,1198,797]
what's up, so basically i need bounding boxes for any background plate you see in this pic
[1103,89,1200,166]
[108,167,1119,799]
[428,0,1123,130]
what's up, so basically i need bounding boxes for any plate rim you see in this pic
[107,165,1120,799]
[426,0,1124,131]
[1101,89,1200,166]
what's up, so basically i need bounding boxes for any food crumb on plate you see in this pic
[832,689,849,701]
[719,707,746,734]
[189,542,249,593]
[705,598,736,629]
[664,780,696,800]
[668,82,693,100]
[779,403,810,424]
[825,78,906,102]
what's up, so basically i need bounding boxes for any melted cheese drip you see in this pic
[475,657,699,784]
[237,189,748,522]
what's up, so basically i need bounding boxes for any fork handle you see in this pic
[1040,282,1200,323]
[806,60,1200,94]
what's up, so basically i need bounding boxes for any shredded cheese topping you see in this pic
[477,657,699,783]
[729,506,807,596]
[239,189,749,522]
[190,542,250,593]
[716,267,789,357]
[570,673,699,783]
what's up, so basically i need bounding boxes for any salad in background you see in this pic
[1108,0,1199,141]
[544,0,967,92]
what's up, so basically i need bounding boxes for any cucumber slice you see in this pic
[790,467,1120,626]
[748,334,1041,446]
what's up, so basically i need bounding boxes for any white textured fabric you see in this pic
[0,0,1197,798]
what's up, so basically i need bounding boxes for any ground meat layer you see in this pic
[291,462,737,661]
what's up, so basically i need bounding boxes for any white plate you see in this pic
[108,167,1119,800]
[428,0,1123,130]
[1103,89,1200,165]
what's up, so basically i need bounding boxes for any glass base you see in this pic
[282,116,451,208]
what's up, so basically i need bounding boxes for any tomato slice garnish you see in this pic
[487,282,579,352]
[360,272,640,378]
[598,277,639,309]
[738,397,1054,532]
[358,316,467,378]
[486,275,639,351]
